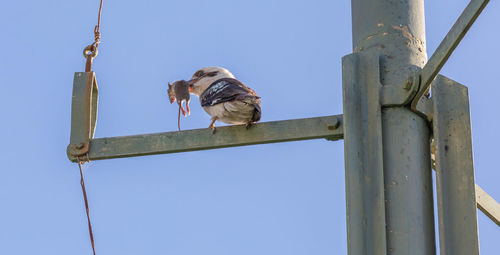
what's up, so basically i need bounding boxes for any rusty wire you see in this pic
[77,1,103,252]
[92,0,104,50]
[77,156,96,255]
[83,0,104,72]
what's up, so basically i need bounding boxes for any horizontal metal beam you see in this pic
[67,115,343,162]
[411,0,490,110]
[475,184,500,227]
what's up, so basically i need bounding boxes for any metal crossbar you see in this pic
[67,115,343,162]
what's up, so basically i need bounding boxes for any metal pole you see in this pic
[347,0,435,254]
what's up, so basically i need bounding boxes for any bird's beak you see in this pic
[187,79,196,93]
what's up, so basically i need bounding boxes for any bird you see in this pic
[187,67,261,133]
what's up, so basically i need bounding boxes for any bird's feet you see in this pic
[209,117,217,134]
[245,122,255,130]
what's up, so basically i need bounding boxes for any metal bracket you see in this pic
[379,69,434,122]
[413,94,433,122]
[67,72,99,160]
[350,51,420,107]
[370,55,433,122]
[380,70,420,107]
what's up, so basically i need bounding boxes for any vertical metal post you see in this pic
[433,75,479,255]
[344,0,435,254]
[343,53,387,255]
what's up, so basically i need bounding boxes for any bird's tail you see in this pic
[251,104,261,123]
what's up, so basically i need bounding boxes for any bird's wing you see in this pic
[200,78,260,107]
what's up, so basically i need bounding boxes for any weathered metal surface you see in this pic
[350,1,435,254]
[379,72,420,107]
[475,184,500,227]
[68,72,98,157]
[67,115,343,162]
[342,53,387,255]
[382,107,434,255]
[433,75,479,255]
[411,0,490,110]
[430,169,500,227]
[414,96,433,122]
[352,0,427,87]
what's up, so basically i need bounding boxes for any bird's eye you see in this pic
[193,70,204,78]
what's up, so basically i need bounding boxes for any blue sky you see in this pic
[1,0,499,254]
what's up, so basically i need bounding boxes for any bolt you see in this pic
[74,143,85,149]
[404,79,412,90]
[327,117,339,130]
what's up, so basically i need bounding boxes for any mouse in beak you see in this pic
[167,80,191,131]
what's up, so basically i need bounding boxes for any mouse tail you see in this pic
[178,106,182,131]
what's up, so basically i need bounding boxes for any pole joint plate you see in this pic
[370,58,433,121]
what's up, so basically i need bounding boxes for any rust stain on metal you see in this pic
[366,34,376,40]
[353,46,364,53]
[355,25,426,53]
[391,25,426,50]
[391,25,414,40]
[355,22,428,56]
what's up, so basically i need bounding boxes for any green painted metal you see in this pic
[475,184,500,227]
[349,1,435,254]
[68,72,98,157]
[379,71,420,107]
[433,75,479,255]
[411,0,490,110]
[382,108,434,255]
[67,115,343,162]
[342,53,387,255]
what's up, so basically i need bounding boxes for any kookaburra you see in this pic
[187,67,261,133]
